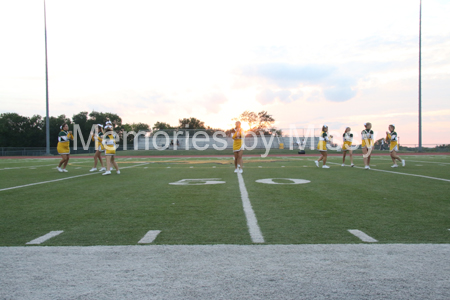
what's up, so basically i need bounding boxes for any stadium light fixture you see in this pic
[418,0,422,152]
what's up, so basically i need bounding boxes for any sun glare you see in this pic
[240,121,250,131]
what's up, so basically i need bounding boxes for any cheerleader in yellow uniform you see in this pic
[57,123,73,173]
[361,122,374,170]
[89,124,106,172]
[102,124,120,175]
[232,121,244,173]
[386,124,405,168]
[341,127,354,167]
[315,125,333,169]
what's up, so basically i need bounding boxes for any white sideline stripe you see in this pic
[26,231,63,245]
[327,162,450,183]
[138,230,161,244]
[0,163,149,192]
[237,172,264,243]
[348,230,378,243]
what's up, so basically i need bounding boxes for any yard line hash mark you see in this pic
[348,229,378,243]
[237,172,264,243]
[138,230,161,244]
[26,231,64,245]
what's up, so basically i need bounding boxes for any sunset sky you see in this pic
[0,0,449,145]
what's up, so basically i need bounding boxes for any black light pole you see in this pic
[44,0,50,155]
[418,0,422,152]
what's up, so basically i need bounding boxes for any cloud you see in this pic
[323,86,356,102]
[256,89,303,105]
[201,92,228,114]
[236,63,358,103]
[239,63,334,88]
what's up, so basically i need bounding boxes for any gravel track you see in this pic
[1,244,449,299]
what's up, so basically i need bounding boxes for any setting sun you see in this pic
[240,121,250,131]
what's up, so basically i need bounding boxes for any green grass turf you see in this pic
[0,154,449,246]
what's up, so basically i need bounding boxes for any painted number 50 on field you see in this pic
[169,178,226,185]
[169,178,311,185]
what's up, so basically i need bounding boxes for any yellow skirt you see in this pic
[233,140,243,152]
[361,139,374,148]
[57,142,70,155]
[96,143,105,152]
[390,142,398,152]
[317,141,327,151]
[105,144,116,156]
[342,141,352,151]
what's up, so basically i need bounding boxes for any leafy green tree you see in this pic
[129,123,150,132]
[233,111,258,130]
[26,115,45,147]
[0,113,31,147]
[233,110,276,135]
[72,111,96,147]
[153,121,173,130]
[256,111,275,130]
[121,122,151,145]
[72,111,123,146]
[178,117,205,129]
[89,111,122,129]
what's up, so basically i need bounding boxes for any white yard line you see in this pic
[327,162,450,183]
[0,163,149,192]
[0,164,56,171]
[348,230,378,243]
[26,231,64,245]
[237,173,265,243]
[371,158,450,165]
[138,230,161,244]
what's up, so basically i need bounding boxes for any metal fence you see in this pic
[1,127,448,156]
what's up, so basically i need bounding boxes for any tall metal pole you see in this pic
[418,0,422,152]
[44,0,50,155]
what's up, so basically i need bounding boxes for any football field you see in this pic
[1,153,450,299]
[1,153,449,246]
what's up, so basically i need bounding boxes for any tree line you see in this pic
[0,110,277,147]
